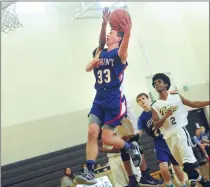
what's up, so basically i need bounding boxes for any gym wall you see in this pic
[1,2,209,165]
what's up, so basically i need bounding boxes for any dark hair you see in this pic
[136,93,149,103]
[81,163,87,172]
[117,32,124,46]
[64,168,75,179]
[92,48,97,58]
[92,48,108,58]
[152,73,171,91]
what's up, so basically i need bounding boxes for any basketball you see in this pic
[109,9,131,32]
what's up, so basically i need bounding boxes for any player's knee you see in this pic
[161,166,169,175]
[159,162,169,174]
[88,124,100,139]
[183,162,199,180]
[101,128,115,146]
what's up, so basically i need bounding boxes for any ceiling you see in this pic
[1,1,128,20]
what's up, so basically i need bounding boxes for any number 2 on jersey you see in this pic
[170,117,176,125]
[97,69,111,84]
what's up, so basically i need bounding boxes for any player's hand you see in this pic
[102,7,110,24]
[164,109,173,118]
[120,17,132,34]
[91,59,100,68]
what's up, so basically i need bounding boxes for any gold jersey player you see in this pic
[151,73,210,187]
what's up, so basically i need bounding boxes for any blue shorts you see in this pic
[89,88,127,127]
[155,149,179,165]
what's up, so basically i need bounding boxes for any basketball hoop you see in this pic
[1,3,23,33]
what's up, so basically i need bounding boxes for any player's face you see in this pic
[154,79,167,92]
[195,129,201,136]
[65,168,71,175]
[200,127,205,133]
[137,96,149,108]
[106,30,121,46]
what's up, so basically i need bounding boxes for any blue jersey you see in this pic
[138,111,170,152]
[93,48,127,90]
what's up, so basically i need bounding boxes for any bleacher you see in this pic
[1,143,107,187]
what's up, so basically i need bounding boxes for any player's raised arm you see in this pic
[86,8,109,72]
[179,94,210,108]
[94,7,110,56]
[118,17,132,63]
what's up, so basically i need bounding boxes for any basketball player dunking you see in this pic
[151,73,210,187]
[137,93,186,187]
[91,50,162,187]
[75,9,141,186]
[85,8,162,187]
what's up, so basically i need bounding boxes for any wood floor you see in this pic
[96,162,209,187]
[159,163,209,187]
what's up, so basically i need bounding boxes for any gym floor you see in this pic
[167,163,209,187]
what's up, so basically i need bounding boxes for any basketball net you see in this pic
[1,3,23,33]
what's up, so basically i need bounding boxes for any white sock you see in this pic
[180,182,186,187]
[196,175,202,182]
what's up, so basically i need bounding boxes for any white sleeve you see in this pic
[151,101,158,112]
[126,101,138,133]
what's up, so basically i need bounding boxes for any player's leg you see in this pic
[102,126,126,148]
[159,162,173,187]
[170,153,186,187]
[122,104,162,186]
[172,166,186,187]
[75,102,103,185]
[102,93,140,186]
[138,146,163,186]
[102,126,140,187]
[166,127,210,187]
[102,121,140,185]
[156,150,175,187]
[102,125,141,168]
[116,124,140,187]
[86,115,101,170]
[120,148,139,187]
[102,93,141,166]
[199,144,209,160]
[108,155,129,187]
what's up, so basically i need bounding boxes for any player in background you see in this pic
[137,93,186,187]
[151,73,210,187]
[98,130,141,187]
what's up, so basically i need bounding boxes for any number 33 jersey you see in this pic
[93,48,127,90]
[151,93,188,139]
